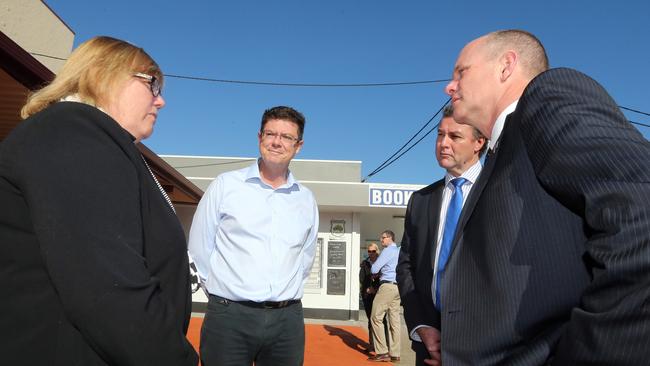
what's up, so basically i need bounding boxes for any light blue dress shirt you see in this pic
[188,160,319,302]
[371,242,399,282]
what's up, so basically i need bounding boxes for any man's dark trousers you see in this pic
[200,295,305,366]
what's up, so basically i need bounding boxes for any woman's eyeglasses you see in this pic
[133,72,162,97]
[367,250,377,253]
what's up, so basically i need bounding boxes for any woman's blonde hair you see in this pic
[21,36,163,119]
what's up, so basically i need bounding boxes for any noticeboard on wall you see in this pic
[326,269,346,295]
[327,241,346,267]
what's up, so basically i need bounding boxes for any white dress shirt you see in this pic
[188,160,319,302]
[431,160,483,305]
[489,100,519,150]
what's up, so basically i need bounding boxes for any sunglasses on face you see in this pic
[368,250,377,253]
[133,72,162,97]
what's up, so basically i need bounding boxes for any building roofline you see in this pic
[0,30,55,89]
[138,144,204,203]
[160,154,362,164]
[41,1,75,35]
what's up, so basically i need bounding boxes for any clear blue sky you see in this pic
[45,0,650,185]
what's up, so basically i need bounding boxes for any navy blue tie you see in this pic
[435,177,467,310]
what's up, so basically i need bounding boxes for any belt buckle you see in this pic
[264,300,288,309]
[215,297,230,305]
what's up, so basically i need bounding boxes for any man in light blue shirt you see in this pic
[188,106,319,366]
[368,230,401,362]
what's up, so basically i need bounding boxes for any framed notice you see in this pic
[327,241,346,267]
[327,269,346,295]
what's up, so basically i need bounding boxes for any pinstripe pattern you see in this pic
[440,68,650,365]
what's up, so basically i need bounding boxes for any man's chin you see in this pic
[453,110,471,126]
[261,155,289,167]
[437,158,454,168]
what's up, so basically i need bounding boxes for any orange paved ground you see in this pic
[188,317,397,365]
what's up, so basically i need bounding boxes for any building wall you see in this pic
[302,212,361,319]
[360,211,406,248]
[0,0,74,73]
[162,155,362,183]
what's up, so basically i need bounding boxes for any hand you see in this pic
[416,327,441,366]
[366,287,376,295]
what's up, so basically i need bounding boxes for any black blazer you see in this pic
[0,102,198,365]
[440,68,650,365]
[397,179,444,341]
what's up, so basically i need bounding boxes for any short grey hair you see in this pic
[484,29,549,79]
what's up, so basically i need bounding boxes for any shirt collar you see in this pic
[488,100,518,150]
[245,158,298,189]
[444,159,482,187]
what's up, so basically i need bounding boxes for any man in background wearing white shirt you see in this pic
[188,106,319,366]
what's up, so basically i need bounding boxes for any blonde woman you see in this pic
[359,242,380,353]
[0,36,198,365]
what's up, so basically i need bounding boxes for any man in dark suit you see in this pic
[397,106,486,366]
[436,29,650,365]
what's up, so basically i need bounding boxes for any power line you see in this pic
[362,99,450,182]
[630,120,650,129]
[29,51,451,87]
[368,122,442,182]
[173,158,256,169]
[26,51,650,179]
[29,52,67,61]
[620,106,650,117]
[22,51,650,112]
[363,117,648,183]
[164,74,451,87]
[31,51,451,87]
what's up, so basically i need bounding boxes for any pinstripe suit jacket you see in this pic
[440,68,650,365]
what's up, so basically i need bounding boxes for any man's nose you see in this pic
[439,135,451,147]
[445,80,457,96]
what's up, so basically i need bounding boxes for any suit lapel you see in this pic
[453,114,510,244]
[427,184,444,268]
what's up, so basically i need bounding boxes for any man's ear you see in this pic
[294,139,304,154]
[500,50,518,82]
[474,136,486,154]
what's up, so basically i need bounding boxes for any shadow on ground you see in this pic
[323,324,371,355]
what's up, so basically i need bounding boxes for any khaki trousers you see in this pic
[370,283,400,357]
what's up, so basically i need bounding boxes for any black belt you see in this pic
[380,280,397,285]
[211,295,300,309]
